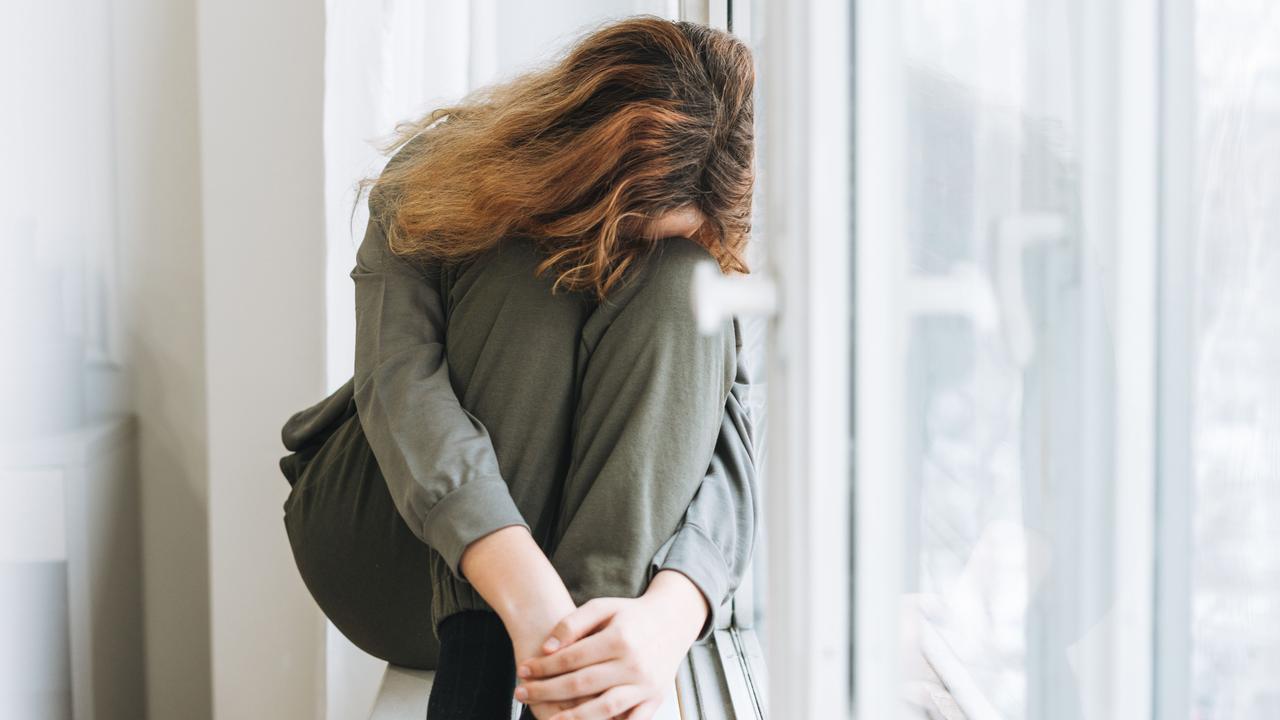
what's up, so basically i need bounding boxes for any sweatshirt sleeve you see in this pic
[648,322,759,641]
[351,194,529,581]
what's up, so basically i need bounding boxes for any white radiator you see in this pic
[0,416,143,720]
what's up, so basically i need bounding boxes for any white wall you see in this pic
[0,2,120,438]
[110,0,214,717]
[2,1,214,718]
[196,0,328,717]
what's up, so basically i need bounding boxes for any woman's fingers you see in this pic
[528,699,581,719]
[516,660,628,703]
[623,698,662,720]
[548,685,645,720]
[542,598,624,654]
[520,629,617,678]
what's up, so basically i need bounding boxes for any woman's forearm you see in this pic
[461,528,708,663]
[460,526,576,659]
[643,569,709,640]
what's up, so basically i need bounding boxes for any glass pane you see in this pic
[892,2,1117,718]
[1191,2,1280,717]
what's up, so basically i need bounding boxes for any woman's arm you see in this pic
[648,335,758,640]
[353,189,583,718]
[512,351,758,719]
[458,527,576,661]
[352,184,531,579]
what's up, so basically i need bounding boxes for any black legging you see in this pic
[427,611,520,720]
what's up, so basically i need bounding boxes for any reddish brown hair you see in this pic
[365,16,754,298]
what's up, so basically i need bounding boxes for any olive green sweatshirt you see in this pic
[282,156,758,641]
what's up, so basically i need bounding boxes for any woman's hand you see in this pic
[513,570,709,720]
[458,526,580,718]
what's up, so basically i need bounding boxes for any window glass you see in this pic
[893,2,1116,717]
[1191,2,1280,717]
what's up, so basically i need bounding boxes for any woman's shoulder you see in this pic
[367,130,432,218]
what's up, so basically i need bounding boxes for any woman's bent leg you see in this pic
[283,410,439,669]
[549,238,737,603]
[284,239,591,684]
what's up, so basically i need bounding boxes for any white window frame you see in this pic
[1111,1,1160,717]
[1153,0,1195,716]
[851,1,905,717]
[757,0,854,717]
[685,0,854,716]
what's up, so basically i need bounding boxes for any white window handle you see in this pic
[692,261,779,334]
[994,213,1069,366]
[906,263,1000,333]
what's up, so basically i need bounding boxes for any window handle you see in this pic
[692,261,779,334]
[994,213,1069,367]
[906,263,1000,333]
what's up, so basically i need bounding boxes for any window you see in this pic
[1190,1,1280,716]
[754,0,1279,717]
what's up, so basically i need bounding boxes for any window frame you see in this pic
[756,0,855,717]
[851,1,905,717]
[1154,0,1196,716]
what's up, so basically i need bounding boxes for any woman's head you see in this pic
[367,16,755,298]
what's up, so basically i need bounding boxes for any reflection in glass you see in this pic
[1191,2,1280,717]
[895,2,1115,718]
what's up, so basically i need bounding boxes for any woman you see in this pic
[279,17,757,720]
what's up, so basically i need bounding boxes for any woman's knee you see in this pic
[587,237,733,379]
[614,237,715,321]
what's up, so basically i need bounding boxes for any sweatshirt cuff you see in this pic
[651,523,731,642]
[422,477,529,581]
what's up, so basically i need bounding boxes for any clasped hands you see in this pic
[514,569,707,720]
[459,527,707,720]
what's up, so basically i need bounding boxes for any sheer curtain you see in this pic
[322,6,470,716]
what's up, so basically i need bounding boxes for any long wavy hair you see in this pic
[364,16,754,298]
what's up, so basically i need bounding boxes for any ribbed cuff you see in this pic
[429,553,496,639]
[422,477,529,580]
[651,523,730,642]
